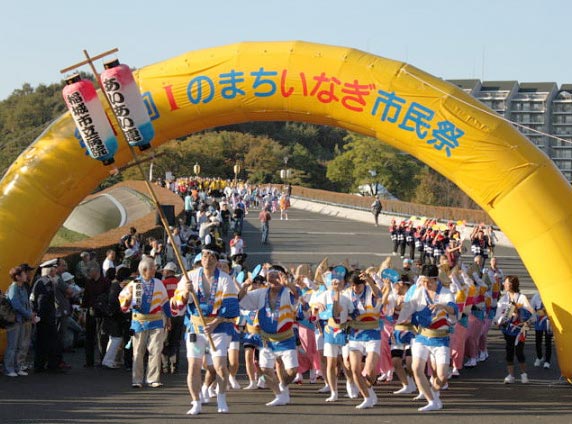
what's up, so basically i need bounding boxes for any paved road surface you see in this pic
[1,207,570,424]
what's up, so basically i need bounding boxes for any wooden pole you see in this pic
[74,49,215,349]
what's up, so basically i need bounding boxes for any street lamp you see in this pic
[233,162,241,185]
[193,163,201,176]
[280,168,292,181]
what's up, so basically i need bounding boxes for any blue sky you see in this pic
[1,0,570,101]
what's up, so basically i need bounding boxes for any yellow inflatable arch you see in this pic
[1,41,571,377]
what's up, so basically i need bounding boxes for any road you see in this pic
[1,207,569,424]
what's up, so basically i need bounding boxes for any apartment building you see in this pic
[449,79,572,182]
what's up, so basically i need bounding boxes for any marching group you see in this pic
[1,179,553,416]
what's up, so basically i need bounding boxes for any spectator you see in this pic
[259,205,272,245]
[74,251,92,288]
[220,202,231,237]
[229,232,245,258]
[530,292,553,369]
[101,266,129,369]
[60,272,83,352]
[102,250,116,275]
[31,259,64,373]
[232,202,245,234]
[82,265,111,368]
[17,263,36,371]
[54,259,73,368]
[4,266,34,377]
[495,275,534,384]
[370,196,382,227]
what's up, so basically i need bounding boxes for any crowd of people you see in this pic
[0,177,552,416]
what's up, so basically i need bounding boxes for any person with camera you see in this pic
[171,243,239,415]
[238,265,300,407]
[494,275,534,384]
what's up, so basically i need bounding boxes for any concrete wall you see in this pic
[290,197,515,248]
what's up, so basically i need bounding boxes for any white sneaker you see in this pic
[346,381,359,399]
[418,400,443,412]
[200,385,211,403]
[464,358,477,367]
[318,384,330,393]
[450,367,460,377]
[282,388,291,404]
[325,392,338,402]
[229,375,241,390]
[266,392,289,407]
[407,379,417,393]
[356,396,375,409]
[257,376,267,389]
[17,370,28,376]
[394,384,416,394]
[377,372,387,382]
[534,357,544,367]
[309,369,317,384]
[208,385,217,398]
[441,383,449,390]
[413,392,426,401]
[544,362,551,369]
[5,372,18,377]
[293,373,303,384]
[243,380,257,390]
[504,374,516,384]
[477,351,487,362]
[520,373,529,384]
[217,393,229,413]
[368,387,378,406]
[186,401,201,415]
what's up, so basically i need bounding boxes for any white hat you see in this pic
[61,272,75,282]
[40,258,58,268]
[163,262,177,273]
[124,248,135,259]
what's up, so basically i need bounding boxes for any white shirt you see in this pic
[102,258,115,275]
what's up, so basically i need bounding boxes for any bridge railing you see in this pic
[290,185,495,226]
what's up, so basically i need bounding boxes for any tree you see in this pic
[413,166,478,208]
[326,133,421,200]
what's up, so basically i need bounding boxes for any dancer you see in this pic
[171,243,239,415]
[343,270,384,409]
[397,264,458,412]
[312,271,355,402]
[238,265,300,407]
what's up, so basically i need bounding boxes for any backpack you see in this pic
[0,293,17,328]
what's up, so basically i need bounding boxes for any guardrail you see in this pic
[291,185,495,226]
